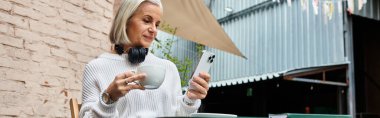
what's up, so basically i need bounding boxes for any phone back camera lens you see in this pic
[210,59,213,63]
[212,55,215,59]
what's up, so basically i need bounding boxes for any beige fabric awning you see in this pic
[113,0,245,58]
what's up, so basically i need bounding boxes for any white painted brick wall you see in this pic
[0,0,114,117]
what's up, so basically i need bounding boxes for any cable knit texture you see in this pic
[79,52,201,118]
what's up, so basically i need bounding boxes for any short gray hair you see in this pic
[109,0,163,45]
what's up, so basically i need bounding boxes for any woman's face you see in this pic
[127,2,162,48]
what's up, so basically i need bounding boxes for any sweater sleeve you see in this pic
[79,64,120,118]
[168,62,201,116]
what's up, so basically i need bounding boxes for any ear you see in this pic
[113,0,122,17]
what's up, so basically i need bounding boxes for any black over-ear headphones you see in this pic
[115,44,148,65]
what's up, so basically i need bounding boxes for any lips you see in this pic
[143,35,154,42]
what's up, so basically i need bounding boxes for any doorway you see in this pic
[352,15,380,117]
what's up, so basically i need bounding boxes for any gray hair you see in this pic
[109,0,163,45]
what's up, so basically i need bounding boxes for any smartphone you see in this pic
[188,50,215,89]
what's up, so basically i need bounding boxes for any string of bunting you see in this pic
[272,0,368,20]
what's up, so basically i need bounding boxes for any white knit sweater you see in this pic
[79,52,201,118]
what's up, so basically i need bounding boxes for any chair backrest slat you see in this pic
[70,98,81,118]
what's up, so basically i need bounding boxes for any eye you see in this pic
[156,22,160,27]
[143,19,150,23]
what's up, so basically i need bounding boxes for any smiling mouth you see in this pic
[144,36,154,41]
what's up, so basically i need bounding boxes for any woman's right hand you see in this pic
[106,71,146,101]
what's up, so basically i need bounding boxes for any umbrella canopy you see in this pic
[113,0,246,58]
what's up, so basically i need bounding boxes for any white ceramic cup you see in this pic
[136,65,166,89]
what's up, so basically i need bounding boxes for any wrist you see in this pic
[103,89,117,104]
[183,93,196,106]
[106,88,118,101]
[185,91,197,100]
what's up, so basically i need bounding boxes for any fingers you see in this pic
[191,76,209,92]
[115,71,145,85]
[121,73,146,90]
[115,71,146,91]
[187,89,207,99]
[119,84,145,94]
[125,73,146,84]
[107,71,146,100]
[191,72,211,91]
[186,72,211,100]
[190,78,208,95]
[115,71,135,80]
[114,74,146,95]
[198,72,211,82]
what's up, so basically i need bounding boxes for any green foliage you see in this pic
[196,43,205,58]
[151,23,196,87]
[159,21,176,34]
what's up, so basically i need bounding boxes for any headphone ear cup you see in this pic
[115,44,124,55]
[128,47,148,64]
[144,48,148,55]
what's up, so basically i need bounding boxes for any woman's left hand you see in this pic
[186,72,211,100]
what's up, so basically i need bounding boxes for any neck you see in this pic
[111,44,133,54]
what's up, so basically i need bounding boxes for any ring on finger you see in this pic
[125,79,129,85]
[131,70,136,74]
[125,79,141,86]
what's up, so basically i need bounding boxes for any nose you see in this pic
[149,25,157,34]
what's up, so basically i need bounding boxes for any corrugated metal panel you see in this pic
[209,62,349,88]
[209,0,267,19]
[354,0,380,21]
[207,0,347,87]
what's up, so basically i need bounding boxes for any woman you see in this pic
[79,0,211,117]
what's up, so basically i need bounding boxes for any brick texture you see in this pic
[0,0,114,117]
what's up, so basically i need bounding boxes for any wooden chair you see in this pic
[70,98,81,118]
